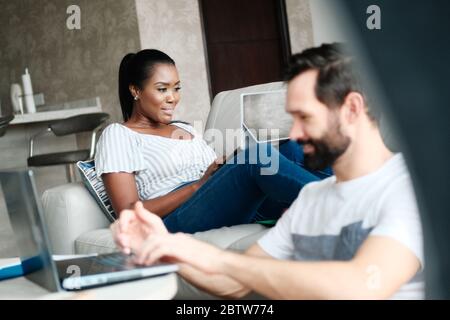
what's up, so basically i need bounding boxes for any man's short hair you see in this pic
[285,43,377,123]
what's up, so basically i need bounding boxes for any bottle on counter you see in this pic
[22,68,36,113]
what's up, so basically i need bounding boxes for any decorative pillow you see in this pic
[76,159,116,222]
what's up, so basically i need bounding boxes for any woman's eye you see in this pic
[157,88,167,93]
[175,87,182,91]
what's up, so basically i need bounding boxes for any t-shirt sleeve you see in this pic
[257,194,302,260]
[94,124,146,178]
[369,176,424,269]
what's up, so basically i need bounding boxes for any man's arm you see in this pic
[136,233,420,299]
[177,244,270,299]
[129,199,421,299]
[218,236,421,299]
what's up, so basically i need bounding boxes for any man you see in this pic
[111,43,424,299]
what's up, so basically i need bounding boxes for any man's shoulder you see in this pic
[377,154,416,199]
[300,175,336,195]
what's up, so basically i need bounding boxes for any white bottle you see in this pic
[22,68,36,113]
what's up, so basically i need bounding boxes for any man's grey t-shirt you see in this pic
[258,154,424,299]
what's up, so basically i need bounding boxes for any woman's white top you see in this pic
[95,122,217,200]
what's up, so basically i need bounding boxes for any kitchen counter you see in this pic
[10,97,102,125]
[10,106,102,124]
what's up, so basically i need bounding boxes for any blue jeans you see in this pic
[163,141,332,233]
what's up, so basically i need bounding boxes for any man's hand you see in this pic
[110,201,168,254]
[134,232,224,274]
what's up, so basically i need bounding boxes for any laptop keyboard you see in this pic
[92,253,134,268]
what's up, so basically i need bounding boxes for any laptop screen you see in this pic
[0,170,61,291]
[241,89,292,143]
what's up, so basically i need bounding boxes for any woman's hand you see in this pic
[195,156,227,189]
[110,201,168,254]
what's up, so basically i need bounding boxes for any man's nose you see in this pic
[289,123,306,142]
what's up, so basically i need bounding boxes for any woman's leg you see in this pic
[163,142,324,233]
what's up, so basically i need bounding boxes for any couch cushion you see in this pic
[75,229,117,254]
[190,223,268,249]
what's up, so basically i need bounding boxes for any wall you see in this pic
[0,0,141,122]
[286,0,314,54]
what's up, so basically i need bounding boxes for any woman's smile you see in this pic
[161,107,174,117]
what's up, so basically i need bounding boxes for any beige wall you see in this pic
[286,0,314,54]
[0,0,140,122]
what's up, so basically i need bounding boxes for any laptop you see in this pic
[217,89,292,167]
[0,169,178,292]
[240,89,292,147]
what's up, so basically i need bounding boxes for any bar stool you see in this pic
[27,112,109,182]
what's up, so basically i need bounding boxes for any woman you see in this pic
[95,49,330,233]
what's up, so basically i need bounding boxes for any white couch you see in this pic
[41,81,286,256]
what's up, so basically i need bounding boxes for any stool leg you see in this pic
[66,163,76,182]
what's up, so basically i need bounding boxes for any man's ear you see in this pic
[342,92,365,124]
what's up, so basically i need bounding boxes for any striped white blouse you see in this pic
[95,122,217,200]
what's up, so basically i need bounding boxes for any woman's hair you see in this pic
[118,49,176,121]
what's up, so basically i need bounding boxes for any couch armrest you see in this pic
[41,182,110,254]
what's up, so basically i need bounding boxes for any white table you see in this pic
[0,258,178,300]
[9,106,102,125]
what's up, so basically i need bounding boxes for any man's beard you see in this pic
[300,122,351,171]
